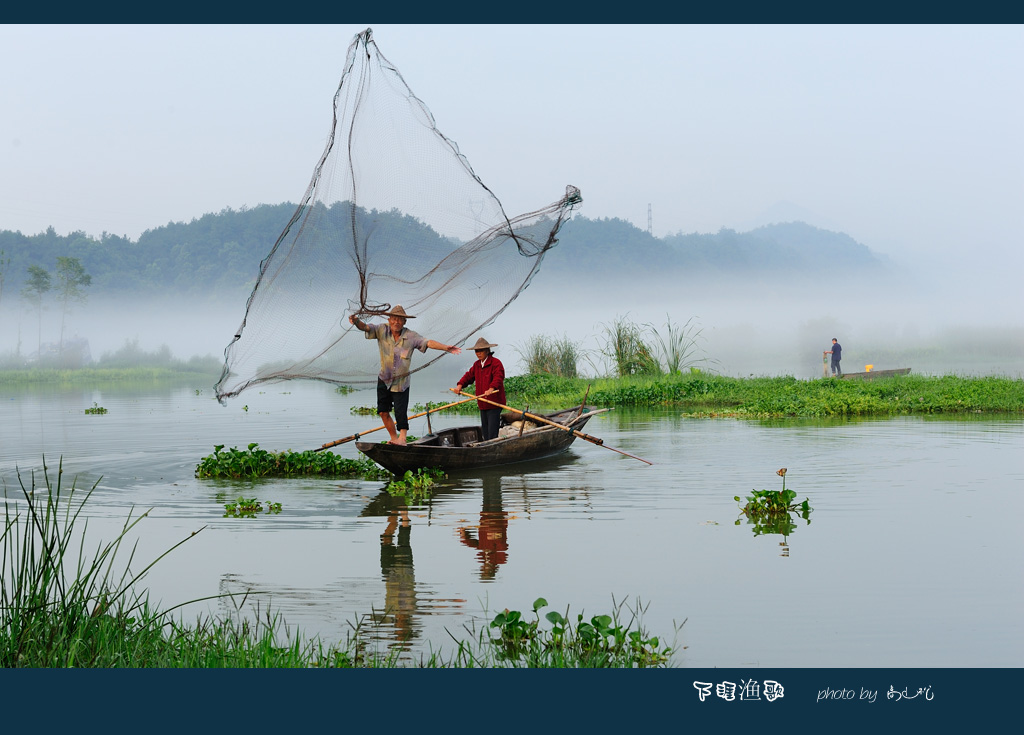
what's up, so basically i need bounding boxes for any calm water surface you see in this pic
[2,377,1021,667]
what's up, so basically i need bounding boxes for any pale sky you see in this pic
[2,24,1022,278]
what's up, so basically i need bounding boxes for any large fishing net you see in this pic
[215,28,581,403]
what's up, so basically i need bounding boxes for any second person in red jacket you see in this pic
[455,337,506,441]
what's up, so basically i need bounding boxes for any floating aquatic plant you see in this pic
[735,468,812,538]
[385,467,445,501]
[195,443,389,480]
[223,497,283,518]
[487,597,676,668]
[736,467,812,516]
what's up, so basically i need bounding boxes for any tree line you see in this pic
[0,204,888,303]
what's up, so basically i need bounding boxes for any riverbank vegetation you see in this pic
[1,465,676,667]
[515,315,714,380]
[497,316,1024,416]
[503,372,1024,417]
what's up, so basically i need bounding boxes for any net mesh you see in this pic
[214,29,581,403]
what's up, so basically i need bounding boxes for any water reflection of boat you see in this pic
[355,406,600,475]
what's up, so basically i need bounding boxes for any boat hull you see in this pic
[840,368,911,380]
[355,407,598,475]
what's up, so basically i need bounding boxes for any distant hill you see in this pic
[539,218,886,278]
[0,207,891,301]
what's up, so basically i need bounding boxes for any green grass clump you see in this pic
[599,315,661,377]
[648,314,713,375]
[514,334,581,378]
[0,460,189,667]
[195,443,390,480]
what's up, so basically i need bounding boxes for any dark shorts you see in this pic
[377,379,411,429]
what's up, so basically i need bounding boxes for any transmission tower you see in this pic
[647,204,653,235]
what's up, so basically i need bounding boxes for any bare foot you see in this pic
[388,438,407,446]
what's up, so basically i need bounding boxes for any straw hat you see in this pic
[471,337,497,351]
[383,305,415,319]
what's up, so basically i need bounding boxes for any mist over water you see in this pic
[0,295,241,366]
[488,266,1024,379]
[1,262,1020,383]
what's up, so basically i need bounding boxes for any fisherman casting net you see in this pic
[215,28,581,403]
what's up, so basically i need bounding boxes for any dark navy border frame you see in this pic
[3,13,1018,728]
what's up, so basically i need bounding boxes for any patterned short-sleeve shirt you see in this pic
[366,323,429,392]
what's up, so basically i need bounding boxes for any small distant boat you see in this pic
[840,367,911,380]
[356,406,603,475]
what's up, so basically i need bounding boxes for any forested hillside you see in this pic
[0,205,889,303]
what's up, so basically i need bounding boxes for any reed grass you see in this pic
[598,315,661,378]
[647,314,714,375]
[514,334,581,378]
[0,459,197,667]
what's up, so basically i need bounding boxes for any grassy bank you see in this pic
[2,462,675,668]
[0,341,222,385]
[502,372,1024,418]
[0,364,218,386]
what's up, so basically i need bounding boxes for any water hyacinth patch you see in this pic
[385,467,446,502]
[735,468,812,538]
[223,497,283,518]
[735,467,812,517]
[195,443,390,480]
[487,597,677,668]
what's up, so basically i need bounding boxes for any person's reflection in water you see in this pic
[372,496,419,647]
[458,476,509,580]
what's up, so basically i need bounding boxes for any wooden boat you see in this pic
[840,367,911,380]
[355,406,602,475]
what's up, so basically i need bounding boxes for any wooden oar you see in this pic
[450,389,652,465]
[314,395,479,452]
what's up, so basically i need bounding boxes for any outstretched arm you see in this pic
[349,315,368,332]
[426,340,461,355]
